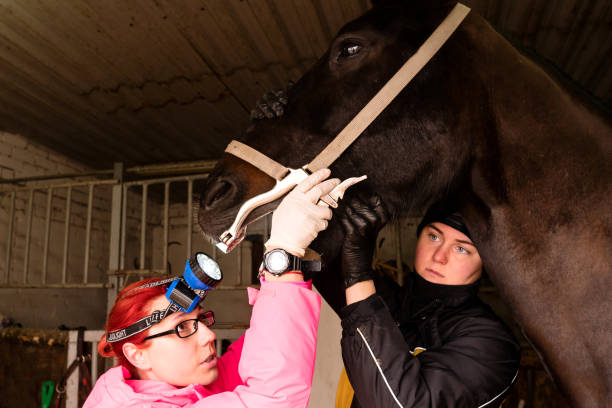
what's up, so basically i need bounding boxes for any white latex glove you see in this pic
[265,169,339,257]
[317,175,367,208]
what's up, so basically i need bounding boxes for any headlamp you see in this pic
[166,252,223,313]
[106,252,222,343]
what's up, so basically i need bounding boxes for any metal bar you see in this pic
[108,163,125,315]
[83,330,106,342]
[91,341,99,385]
[239,240,253,286]
[126,160,216,176]
[83,184,94,284]
[122,173,208,188]
[163,182,169,273]
[62,186,72,284]
[42,188,53,285]
[0,178,118,193]
[0,160,214,188]
[187,180,193,258]
[5,191,15,283]
[140,184,148,272]
[23,189,34,283]
[236,241,242,286]
[0,282,111,289]
[0,169,114,185]
[0,159,215,187]
[65,331,79,408]
[107,268,168,276]
[119,185,128,271]
[214,329,246,356]
[215,338,222,357]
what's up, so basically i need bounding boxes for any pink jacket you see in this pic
[84,280,321,407]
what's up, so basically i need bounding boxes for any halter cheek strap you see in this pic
[225,141,290,181]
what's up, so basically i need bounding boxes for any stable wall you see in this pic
[0,131,109,329]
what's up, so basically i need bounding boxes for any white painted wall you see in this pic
[308,291,343,408]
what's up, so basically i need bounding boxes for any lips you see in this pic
[200,353,217,367]
[426,268,444,279]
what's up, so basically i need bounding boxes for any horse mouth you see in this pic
[198,197,282,241]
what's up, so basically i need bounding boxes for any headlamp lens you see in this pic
[196,252,222,281]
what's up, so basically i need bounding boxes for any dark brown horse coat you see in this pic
[198,1,612,406]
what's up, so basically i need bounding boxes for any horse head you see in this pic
[199,0,489,261]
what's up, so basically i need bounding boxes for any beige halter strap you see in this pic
[225,140,289,180]
[225,3,470,178]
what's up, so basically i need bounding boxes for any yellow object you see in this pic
[335,349,426,407]
[335,367,355,408]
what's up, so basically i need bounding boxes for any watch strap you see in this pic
[302,259,321,273]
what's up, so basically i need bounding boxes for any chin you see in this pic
[199,367,219,386]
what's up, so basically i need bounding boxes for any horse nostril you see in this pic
[204,179,234,209]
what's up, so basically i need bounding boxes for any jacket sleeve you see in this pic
[341,295,519,408]
[195,280,321,408]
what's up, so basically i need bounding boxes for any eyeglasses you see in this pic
[143,311,215,341]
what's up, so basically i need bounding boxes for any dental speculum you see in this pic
[216,168,309,253]
[216,169,366,254]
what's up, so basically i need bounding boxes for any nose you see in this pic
[201,176,236,210]
[432,245,448,264]
[197,324,216,346]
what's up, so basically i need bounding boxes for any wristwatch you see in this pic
[263,249,302,276]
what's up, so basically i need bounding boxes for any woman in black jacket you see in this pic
[339,198,520,408]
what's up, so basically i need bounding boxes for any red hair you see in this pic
[98,277,170,374]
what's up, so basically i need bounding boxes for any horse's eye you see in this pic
[341,43,362,57]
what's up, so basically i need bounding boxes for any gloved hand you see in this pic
[265,168,339,257]
[250,81,294,120]
[339,196,389,288]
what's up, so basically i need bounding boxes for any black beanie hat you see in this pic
[416,201,472,240]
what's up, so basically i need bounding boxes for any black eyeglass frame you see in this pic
[143,311,215,342]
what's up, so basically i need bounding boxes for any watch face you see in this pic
[267,250,290,273]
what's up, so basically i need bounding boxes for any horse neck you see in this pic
[461,14,611,207]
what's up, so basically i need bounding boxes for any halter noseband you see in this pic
[216,3,471,253]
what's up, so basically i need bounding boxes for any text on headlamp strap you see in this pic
[106,302,180,343]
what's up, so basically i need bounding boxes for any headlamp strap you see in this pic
[106,302,181,343]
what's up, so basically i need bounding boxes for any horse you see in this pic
[197,1,612,406]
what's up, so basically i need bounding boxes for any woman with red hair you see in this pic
[84,169,339,408]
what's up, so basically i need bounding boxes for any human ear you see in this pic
[122,342,151,370]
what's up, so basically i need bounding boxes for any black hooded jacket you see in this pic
[341,272,520,408]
